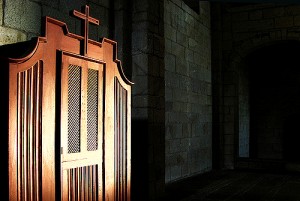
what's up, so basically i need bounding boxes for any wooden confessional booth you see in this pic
[0,5,132,201]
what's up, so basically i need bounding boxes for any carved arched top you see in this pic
[0,37,46,63]
[101,38,134,85]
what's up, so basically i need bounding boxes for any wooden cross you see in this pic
[73,5,100,56]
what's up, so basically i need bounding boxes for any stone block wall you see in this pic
[130,0,166,199]
[164,0,212,183]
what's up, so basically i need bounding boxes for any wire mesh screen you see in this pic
[68,65,81,153]
[87,69,98,151]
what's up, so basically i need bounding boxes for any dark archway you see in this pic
[243,41,300,163]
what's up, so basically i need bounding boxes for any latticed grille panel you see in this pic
[68,65,81,153]
[87,69,98,151]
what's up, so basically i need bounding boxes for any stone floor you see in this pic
[163,170,300,201]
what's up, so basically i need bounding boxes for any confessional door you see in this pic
[60,52,104,200]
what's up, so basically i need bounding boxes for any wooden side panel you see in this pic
[14,61,43,201]
[114,78,128,201]
[103,42,132,201]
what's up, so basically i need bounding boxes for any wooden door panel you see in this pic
[60,52,104,201]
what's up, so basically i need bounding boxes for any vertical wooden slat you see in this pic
[33,65,36,201]
[76,168,79,201]
[127,86,131,201]
[114,78,117,201]
[125,88,128,201]
[123,88,125,201]
[115,78,118,201]
[123,87,127,201]
[85,167,88,201]
[72,169,76,201]
[70,170,73,201]
[119,80,123,201]
[84,167,88,201]
[24,70,29,201]
[116,78,120,201]
[20,72,24,201]
[32,66,37,201]
[68,170,70,201]
[79,167,82,200]
[69,170,71,201]
[90,166,93,201]
[33,64,37,200]
[17,73,22,201]
[93,165,95,201]
[90,166,92,201]
[80,166,84,201]
[123,84,127,201]
[36,62,42,201]
[119,80,121,201]
[29,67,34,201]
[98,68,103,201]
[21,72,23,201]
[87,166,89,201]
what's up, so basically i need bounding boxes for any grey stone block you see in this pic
[132,75,148,95]
[170,165,182,180]
[171,41,185,57]
[59,0,86,14]
[98,0,110,8]
[275,16,294,28]
[263,7,285,18]
[285,5,300,15]
[165,53,176,72]
[165,71,180,88]
[4,0,41,34]
[173,89,188,102]
[89,3,109,27]
[232,12,249,22]
[185,48,194,62]
[250,10,262,20]
[176,57,188,75]
[169,139,181,153]
[0,26,26,45]
[177,31,188,46]
[132,30,148,53]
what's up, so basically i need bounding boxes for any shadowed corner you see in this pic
[131,119,149,201]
